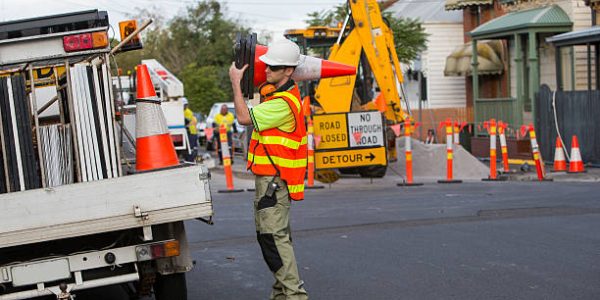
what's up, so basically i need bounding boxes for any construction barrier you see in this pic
[523,124,548,181]
[568,135,586,173]
[552,137,567,172]
[218,124,243,193]
[135,64,179,172]
[398,118,423,187]
[482,119,501,181]
[498,121,511,173]
[438,119,462,184]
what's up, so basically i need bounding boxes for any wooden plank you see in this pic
[0,166,212,242]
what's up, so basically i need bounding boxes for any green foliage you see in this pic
[305,4,428,63]
[113,0,250,114]
[305,4,347,27]
[383,14,428,63]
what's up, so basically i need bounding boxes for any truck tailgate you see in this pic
[0,165,213,249]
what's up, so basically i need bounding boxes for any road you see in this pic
[76,176,600,299]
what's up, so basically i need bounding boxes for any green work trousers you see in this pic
[254,175,308,300]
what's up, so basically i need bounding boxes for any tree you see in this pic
[305,4,428,63]
[113,0,250,114]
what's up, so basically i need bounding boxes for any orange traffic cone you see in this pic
[552,137,567,172]
[135,64,179,172]
[253,45,356,86]
[568,135,586,173]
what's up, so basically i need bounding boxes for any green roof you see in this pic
[469,5,572,39]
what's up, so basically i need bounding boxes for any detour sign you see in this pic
[315,147,386,169]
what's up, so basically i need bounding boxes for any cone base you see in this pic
[306,185,325,189]
[438,180,462,184]
[551,169,567,173]
[218,189,245,193]
[246,188,256,192]
[567,170,587,174]
[136,134,179,172]
[397,182,424,187]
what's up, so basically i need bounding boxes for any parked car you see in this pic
[205,102,251,157]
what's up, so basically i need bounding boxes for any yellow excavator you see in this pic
[285,0,410,179]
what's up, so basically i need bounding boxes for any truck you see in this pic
[285,0,410,178]
[0,10,212,300]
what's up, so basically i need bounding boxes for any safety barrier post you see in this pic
[398,118,423,187]
[525,124,549,181]
[498,121,512,173]
[218,123,243,193]
[483,119,502,181]
[438,119,462,184]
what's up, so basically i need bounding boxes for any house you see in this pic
[445,0,596,161]
[386,0,467,141]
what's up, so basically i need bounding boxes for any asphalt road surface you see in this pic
[63,179,600,299]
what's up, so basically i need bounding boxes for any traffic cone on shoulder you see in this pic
[135,64,179,172]
[552,137,567,172]
[568,135,586,173]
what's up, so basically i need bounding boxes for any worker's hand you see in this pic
[229,62,249,86]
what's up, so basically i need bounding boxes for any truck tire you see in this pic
[358,165,387,178]
[154,273,187,300]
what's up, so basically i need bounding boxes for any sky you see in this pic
[0,0,347,42]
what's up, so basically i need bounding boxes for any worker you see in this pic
[229,39,309,300]
[214,104,235,165]
[182,97,198,163]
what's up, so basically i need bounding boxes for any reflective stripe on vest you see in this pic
[251,131,307,150]
[248,153,307,168]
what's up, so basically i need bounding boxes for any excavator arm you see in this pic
[314,0,408,123]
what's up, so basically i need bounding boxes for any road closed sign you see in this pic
[315,147,386,169]
[313,113,348,149]
[347,111,384,147]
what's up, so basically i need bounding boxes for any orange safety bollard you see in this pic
[482,119,502,181]
[568,135,586,173]
[525,124,549,181]
[498,121,512,173]
[438,118,462,184]
[218,124,244,193]
[398,118,423,187]
[306,118,323,189]
[552,137,567,172]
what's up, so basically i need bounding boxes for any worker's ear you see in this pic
[284,67,295,77]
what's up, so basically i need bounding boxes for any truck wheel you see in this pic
[154,273,187,300]
[358,165,387,178]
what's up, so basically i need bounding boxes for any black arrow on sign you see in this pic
[366,152,375,161]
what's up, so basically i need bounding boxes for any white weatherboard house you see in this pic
[387,0,466,110]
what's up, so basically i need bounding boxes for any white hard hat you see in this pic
[259,39,301,67]
[180,97,188,105]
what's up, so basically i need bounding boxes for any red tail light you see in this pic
[63,31,109,52]
[63,33,93,52]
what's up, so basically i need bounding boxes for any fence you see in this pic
[536,84,600,164]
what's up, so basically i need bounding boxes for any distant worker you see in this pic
[214,104,235,165]
[182,97,198,162]
[229,39,309,300]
